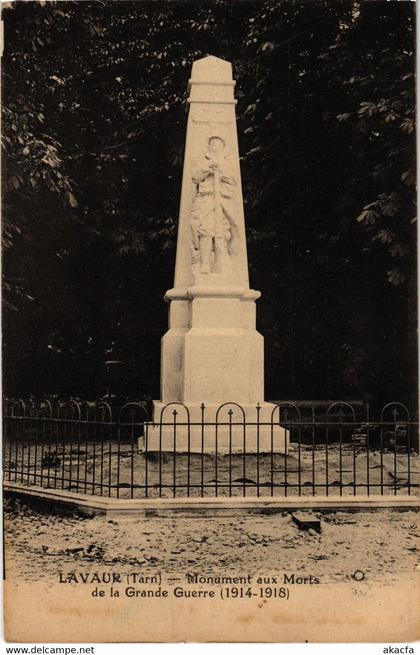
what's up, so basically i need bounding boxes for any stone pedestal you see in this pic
[161,286,263,404]
[141,56,288,453]
[140,402,288,454]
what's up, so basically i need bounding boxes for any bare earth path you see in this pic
[4,498,418,589]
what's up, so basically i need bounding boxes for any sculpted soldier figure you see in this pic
[190,136,238,274]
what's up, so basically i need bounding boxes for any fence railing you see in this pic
[2,398,418,499]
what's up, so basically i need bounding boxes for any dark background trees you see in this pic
[2,0,417,408]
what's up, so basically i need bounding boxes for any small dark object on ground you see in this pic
[291,512,321,534]
[41,453,61,469]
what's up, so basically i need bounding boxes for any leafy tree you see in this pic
[2,0,416,407]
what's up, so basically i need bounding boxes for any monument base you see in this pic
[139,402,289,454]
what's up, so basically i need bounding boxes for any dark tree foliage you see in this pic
[2,0,416,408]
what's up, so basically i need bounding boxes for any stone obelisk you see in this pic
[142,56,288,453]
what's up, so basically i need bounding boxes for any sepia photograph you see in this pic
[1,0,418,644]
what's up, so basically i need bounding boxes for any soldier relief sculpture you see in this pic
[190,135,239,276]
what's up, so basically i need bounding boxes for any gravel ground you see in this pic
[4,497,419,589]
[5,445,418,498]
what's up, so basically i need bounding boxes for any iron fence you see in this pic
[2,398,418,499]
